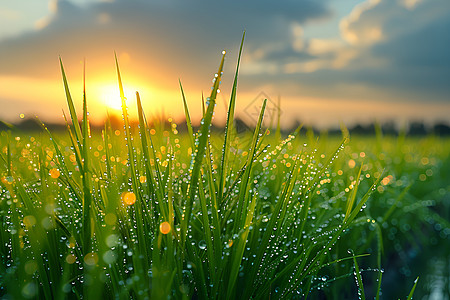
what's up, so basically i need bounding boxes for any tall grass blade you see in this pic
[179,80,195,148]
[352,251,366,300]
[115,53,149,266]
[407,277,419,300]
[81,60,92,253]
[233,99,266,231]
[182,51,226,241]
[218,31,245,202]
[59,57,83,151]
[345,163,364,222]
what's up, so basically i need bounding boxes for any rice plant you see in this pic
[0,38,427,299]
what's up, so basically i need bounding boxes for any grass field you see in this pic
[0,47,449,299]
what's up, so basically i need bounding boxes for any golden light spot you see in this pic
[159,221,171,234]
[360,152,366,158]
[381,175,393,186]
[139,175,147,183]
[84,253,98,266]
[105,213,117,225]
[338,170,343,176]
[242,151,248,157]
[122,192,136,206]
[114,130,121,136]
[286,162,291,168]
[69,154,76,162]
[421,157,429,165]
[150,129,156,135]
[49,168,60,179]
[163,131,170,137]
[419,174,427,181]
[23,215,36,228]
[19,113,25,119]
[227,239,233,248]
[348,159,356,169]
[66,254,76,264]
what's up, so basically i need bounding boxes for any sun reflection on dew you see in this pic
[84,253,98,266]
[122,192,136,206]
[66,254,76,264]
[160,221,171,234]
[49,168,60,179]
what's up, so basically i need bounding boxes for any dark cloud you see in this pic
[0,0,329,91]
[345,0,450,101]
[239,0,450,102]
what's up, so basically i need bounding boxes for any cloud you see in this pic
[0,0,329,88]
[238,0,450,103]
[338,0,450,100]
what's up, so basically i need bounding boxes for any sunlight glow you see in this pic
[98,84,126,111]
[95,82,155,118]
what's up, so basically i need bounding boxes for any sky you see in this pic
[0,0,449,129]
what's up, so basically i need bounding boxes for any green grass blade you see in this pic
[344,163,364,222]
[179,80,195,148]
[115,54,149,266]
[233,98,266,232]
[182,51,226,242]
[81,60,92,253]
[352,251,366,300]
[226,193,256,298]
[407,277,419,300]
[218,31,245,202]
[136,91,156,231]
[59,57,83,152]
[376,271,383,300]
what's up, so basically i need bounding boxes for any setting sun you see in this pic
[97,84,139,111]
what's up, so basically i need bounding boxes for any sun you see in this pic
[99,84,125,111]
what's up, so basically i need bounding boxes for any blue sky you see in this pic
[0,0,449,128]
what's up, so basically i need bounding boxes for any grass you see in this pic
[1,39,448,299]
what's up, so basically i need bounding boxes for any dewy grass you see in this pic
[0,39,426,299]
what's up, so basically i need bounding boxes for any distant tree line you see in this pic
[1,117,450,137]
